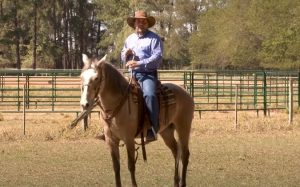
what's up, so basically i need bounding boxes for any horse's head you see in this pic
[80,54,106,109]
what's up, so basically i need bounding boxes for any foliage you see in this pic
[0,0,299,70]
[189,0,300,70]
[93,0,131,66]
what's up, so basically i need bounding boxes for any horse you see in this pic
[79,54,194,187]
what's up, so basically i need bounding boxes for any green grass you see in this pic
[0,111,300,186]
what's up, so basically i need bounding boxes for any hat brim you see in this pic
[127,16,156,28]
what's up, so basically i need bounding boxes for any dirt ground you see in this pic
[0,111,300,186]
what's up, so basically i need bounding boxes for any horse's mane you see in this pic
[81,56,129,95]
[101,62,129,94]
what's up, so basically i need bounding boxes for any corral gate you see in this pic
[0,69,299,115]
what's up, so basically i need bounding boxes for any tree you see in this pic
[127,0,202,69]
[253,0,300,69]
[189,0,300,70]
[92,0,131,67]
[0,0,30,69]
[1,0,299,70]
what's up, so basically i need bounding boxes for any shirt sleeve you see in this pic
[121,41,128,63]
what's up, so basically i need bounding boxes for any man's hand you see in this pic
[125,48,134,58]
[126,60,139,68]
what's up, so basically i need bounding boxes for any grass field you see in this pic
[0,111,300,187]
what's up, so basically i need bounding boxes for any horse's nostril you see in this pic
[86,103,90,108]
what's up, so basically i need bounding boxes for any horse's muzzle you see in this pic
[80,97,90,109]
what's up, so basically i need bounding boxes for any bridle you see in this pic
[82,66,131,123]
[97,52,138,121]
[79,61,147,162]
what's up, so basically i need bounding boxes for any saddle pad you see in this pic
[131,84,176,107]
[159,85,176,107]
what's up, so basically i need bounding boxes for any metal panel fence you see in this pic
[190,70,299,114]
[0,69,299,114]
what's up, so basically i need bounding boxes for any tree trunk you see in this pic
[32,0,37,69]
[13,0,21,69]
[78,0,86,68]
[52,1,62,69]
[63,0,70,69]
[0,1,3,17]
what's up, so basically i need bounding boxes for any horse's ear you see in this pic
[96,54,107,67]
[82,54,90,66]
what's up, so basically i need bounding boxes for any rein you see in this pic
[98,89,129,122]
[97,71,132,122]
[97,70,148,162]
[80,65,148,162]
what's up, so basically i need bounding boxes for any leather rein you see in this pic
[93,70,133,122]
[83,68,147,162]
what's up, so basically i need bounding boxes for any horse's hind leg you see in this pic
[178,139,190,187]
[125,140,137,187]
[177,122,191,187]
[160,124,180,187]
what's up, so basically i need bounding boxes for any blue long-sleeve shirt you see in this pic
[121,30,163,73]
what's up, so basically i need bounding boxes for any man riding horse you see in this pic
[75,10,193,187]
[97,10,163,142]
[121,10,163,142]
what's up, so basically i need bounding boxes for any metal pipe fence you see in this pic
[0,69,299,114]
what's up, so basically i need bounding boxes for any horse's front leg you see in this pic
[106,137,121,187]
[125,139,137,187]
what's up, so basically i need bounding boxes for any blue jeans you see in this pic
[133,71,159,132]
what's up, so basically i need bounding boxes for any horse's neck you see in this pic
[99,67,128,110]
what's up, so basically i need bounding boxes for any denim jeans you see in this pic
[133,71,159,132]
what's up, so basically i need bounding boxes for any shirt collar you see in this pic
[136,30,150,38]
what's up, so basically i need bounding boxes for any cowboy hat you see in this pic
[127,10,156,28]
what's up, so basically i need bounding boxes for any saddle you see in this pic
[127,77,176,161]
[129,77,176,138]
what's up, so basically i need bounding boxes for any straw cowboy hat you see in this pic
[127,10,156,28]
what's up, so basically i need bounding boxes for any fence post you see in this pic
[298,72,300,108]
[17,75,21,111]
[234,84,238,130]
[263,71,267,116]
[216,72,219,110]
[51,73,56,111]
[183,72,187,90]
[289,77,293,124]
[25,75,30,109]
[253,73,257,107]
[191,71,194,98]
[23,84,26,135]
[0,75,3,102]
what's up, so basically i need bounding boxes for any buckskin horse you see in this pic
[74,54,194,187]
